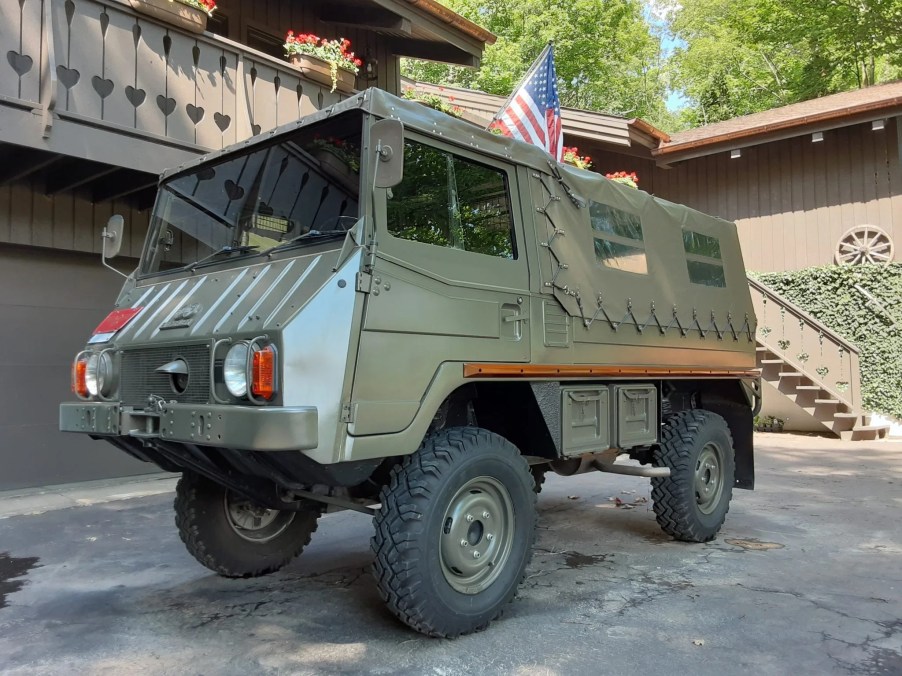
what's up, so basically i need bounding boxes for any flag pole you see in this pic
[486,41,554,131]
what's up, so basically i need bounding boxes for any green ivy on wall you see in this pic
[754,264,902,420]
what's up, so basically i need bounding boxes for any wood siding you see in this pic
[652,119,901,272]
[0,177,150,258]
[581,119,901,273]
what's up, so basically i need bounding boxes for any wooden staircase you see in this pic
[749,279,890,441]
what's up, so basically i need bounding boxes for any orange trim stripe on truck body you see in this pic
[462,363,761,379]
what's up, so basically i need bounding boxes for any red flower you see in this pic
[605,170,639,187]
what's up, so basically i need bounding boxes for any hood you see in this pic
[107,248,345,346]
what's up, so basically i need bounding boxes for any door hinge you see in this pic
[340,403,354,423]
[356,271,373,293]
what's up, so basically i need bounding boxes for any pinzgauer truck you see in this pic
[61,88,760,638]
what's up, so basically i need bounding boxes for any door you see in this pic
[0,245,159,490]
[349,135,531,435]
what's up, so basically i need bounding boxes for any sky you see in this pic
[643,0,689,111]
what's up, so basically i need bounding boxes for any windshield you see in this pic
[140,112,363,276]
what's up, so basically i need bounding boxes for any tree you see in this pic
[667,0,902,126]
[402,0,673,127]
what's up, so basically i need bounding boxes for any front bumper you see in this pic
[60,401,318,452]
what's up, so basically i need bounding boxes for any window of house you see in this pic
[245,26,284,60]
[683,230,726,287]
[386,141,516,259]
[589,201,647,274]
[206,12,230,39]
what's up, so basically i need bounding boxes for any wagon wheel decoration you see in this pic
[834,225,895,265]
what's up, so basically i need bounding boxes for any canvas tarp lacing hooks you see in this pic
[547,161,585,208]
[535,171,580,300]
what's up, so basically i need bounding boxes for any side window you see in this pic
[386,141,517,259]
[589,201,647,274]
[683,230,726,287]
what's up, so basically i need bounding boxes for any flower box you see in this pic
[288,54,356,94]
[314,148,359,193]
[128,0,207,34]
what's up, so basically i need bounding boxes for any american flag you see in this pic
[490,44,563,161]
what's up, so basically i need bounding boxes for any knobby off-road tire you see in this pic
[651,410,735,543]
[175,471,321,578]
[371,427,537,638]
[531,465,547,494]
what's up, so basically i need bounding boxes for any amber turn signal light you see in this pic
[72,355,89,398]
[251,345,277,400]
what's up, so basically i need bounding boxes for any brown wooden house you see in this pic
[0,0,494,490]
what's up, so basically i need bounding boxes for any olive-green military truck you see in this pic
[61,88,759,638]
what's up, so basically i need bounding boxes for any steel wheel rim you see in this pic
[695,443,725,515]
[224,491,295,543]
[439,476,515,595]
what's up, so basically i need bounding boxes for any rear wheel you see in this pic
[651,410,735,543]
[371,427,537,637]
[175,471,321,578]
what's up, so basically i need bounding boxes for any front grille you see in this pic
[119,344,211,407]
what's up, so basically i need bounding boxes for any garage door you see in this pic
[0,244,159,491]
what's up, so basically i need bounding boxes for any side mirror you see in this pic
[371,119,404,188]
[102,215,124,260]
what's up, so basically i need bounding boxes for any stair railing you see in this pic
[748,277,861,410]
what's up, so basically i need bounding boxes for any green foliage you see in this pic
[387,141,514,257]
[401,88,464,117]
[668,0,902,125]
[402,0,672,127]
[756,264,902,419]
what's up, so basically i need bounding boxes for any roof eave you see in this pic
[402,0,496,45]
[628,118,670,144]
[655,97,902,161]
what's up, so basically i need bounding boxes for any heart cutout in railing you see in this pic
[57,65,80,89]
[157,95,176,116]
[224,179,244,201]
[125,85,146,107]
[92,75,114,99]
[186,103,205,125]
[7,50,33,77]
[214,112,231,132]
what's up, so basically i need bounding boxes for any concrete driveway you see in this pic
[1,432,900,675]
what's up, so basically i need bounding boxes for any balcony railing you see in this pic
[1,0,352,171]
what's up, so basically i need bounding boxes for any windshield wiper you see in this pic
[265,230,348,255]
[190,244,260,271]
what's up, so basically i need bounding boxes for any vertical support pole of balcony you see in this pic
[849,350,862,410]
[235,53,254,141]
[40,0,57,138]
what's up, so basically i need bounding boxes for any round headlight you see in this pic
[85,352,114,398]
[224,342,250,397]
[85,353,101,397]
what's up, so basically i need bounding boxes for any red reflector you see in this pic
[93,307,143,334]
[252,345,277,400]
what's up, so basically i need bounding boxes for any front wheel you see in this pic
[371,427,537,637]
[175,471,321,578]
[651,410,735,543]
